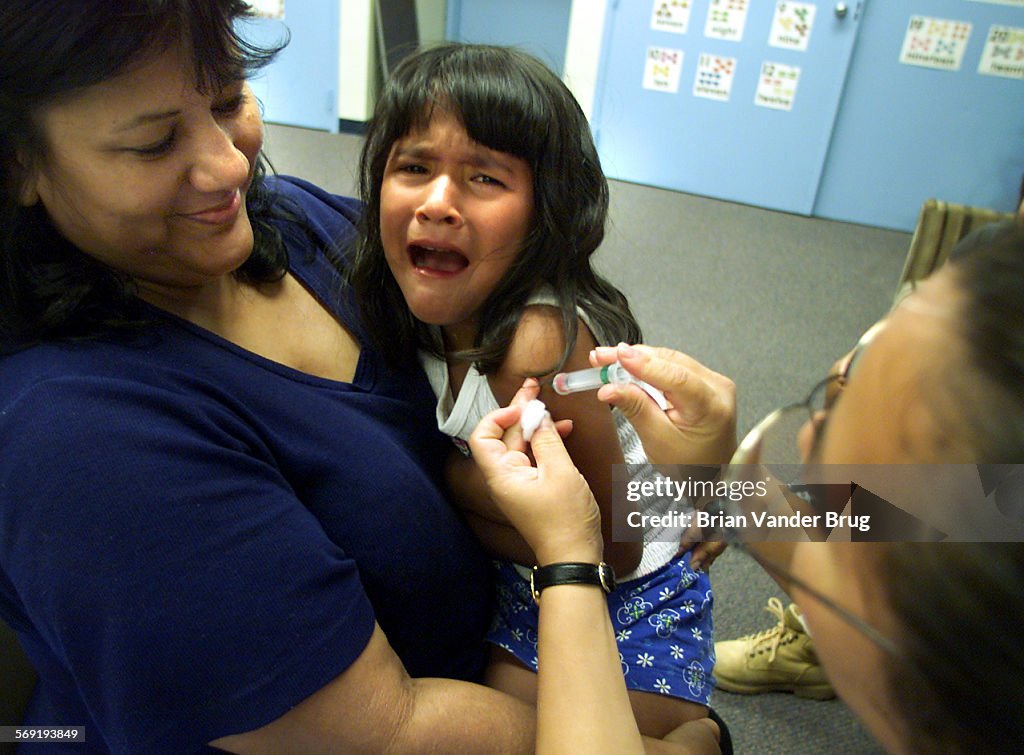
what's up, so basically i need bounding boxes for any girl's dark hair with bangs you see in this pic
[348,43,641,372]
[0,0,288,349]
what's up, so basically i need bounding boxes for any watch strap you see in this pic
[530,562,616,603]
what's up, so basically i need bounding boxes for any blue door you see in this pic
[238,1,340,133]
[592,0,864,214]
[814,0,1024,231]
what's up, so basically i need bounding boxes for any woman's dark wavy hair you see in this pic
[347,43,640,372]
[0,0,287,349]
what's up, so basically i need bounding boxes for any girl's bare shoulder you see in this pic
[490,306,597,405]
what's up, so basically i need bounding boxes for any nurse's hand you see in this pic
[592,344,737,466]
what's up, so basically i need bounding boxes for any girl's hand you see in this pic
[469,388,602,566]
[689,540,728,572]
[591,344,737,466]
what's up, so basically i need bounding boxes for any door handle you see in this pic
[835,2,849,19]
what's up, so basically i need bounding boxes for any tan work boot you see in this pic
[714,597,835,700]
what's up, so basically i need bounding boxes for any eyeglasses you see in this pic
[729,318,887,479]
[714,319,902,656]
[729,373,841,484]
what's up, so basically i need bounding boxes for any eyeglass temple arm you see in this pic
[738,540,798,592]
[734,541,901,656]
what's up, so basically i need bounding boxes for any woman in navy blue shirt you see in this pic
[0,2,510,751]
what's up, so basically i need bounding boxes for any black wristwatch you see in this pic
[530,562,616,604]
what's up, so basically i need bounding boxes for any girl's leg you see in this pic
[628,690,708,739]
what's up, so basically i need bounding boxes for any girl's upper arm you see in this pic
[492,308,642,574]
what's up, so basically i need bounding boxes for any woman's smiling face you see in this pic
[21,44,264,295]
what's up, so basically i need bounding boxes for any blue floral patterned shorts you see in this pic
[486,551,716,705]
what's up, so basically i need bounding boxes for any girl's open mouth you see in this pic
[410,244,469,273]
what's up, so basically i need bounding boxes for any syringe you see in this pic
[552,362,669,410]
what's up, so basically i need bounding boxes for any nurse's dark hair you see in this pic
[347,43,640,371]
[880,543,1024,753]
[948,219,1024,462]
[881,222,1024,751]
[0,0,287,349]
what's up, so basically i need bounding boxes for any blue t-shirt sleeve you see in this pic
[1,375,375,750]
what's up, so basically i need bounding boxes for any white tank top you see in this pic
[419,290,685,580]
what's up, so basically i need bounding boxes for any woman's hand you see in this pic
[469,382,602,566]
[445,379,577,565]
[591,344,737,466]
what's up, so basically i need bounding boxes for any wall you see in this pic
[261,1,1024,229]
[339,0,447,124]
[416,0,448,46]
[564,0,609,119]
[339,0,377,123]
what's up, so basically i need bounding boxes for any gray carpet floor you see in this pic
[263,122,908,754]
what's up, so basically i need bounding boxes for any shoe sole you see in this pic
[716,679,836,700]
